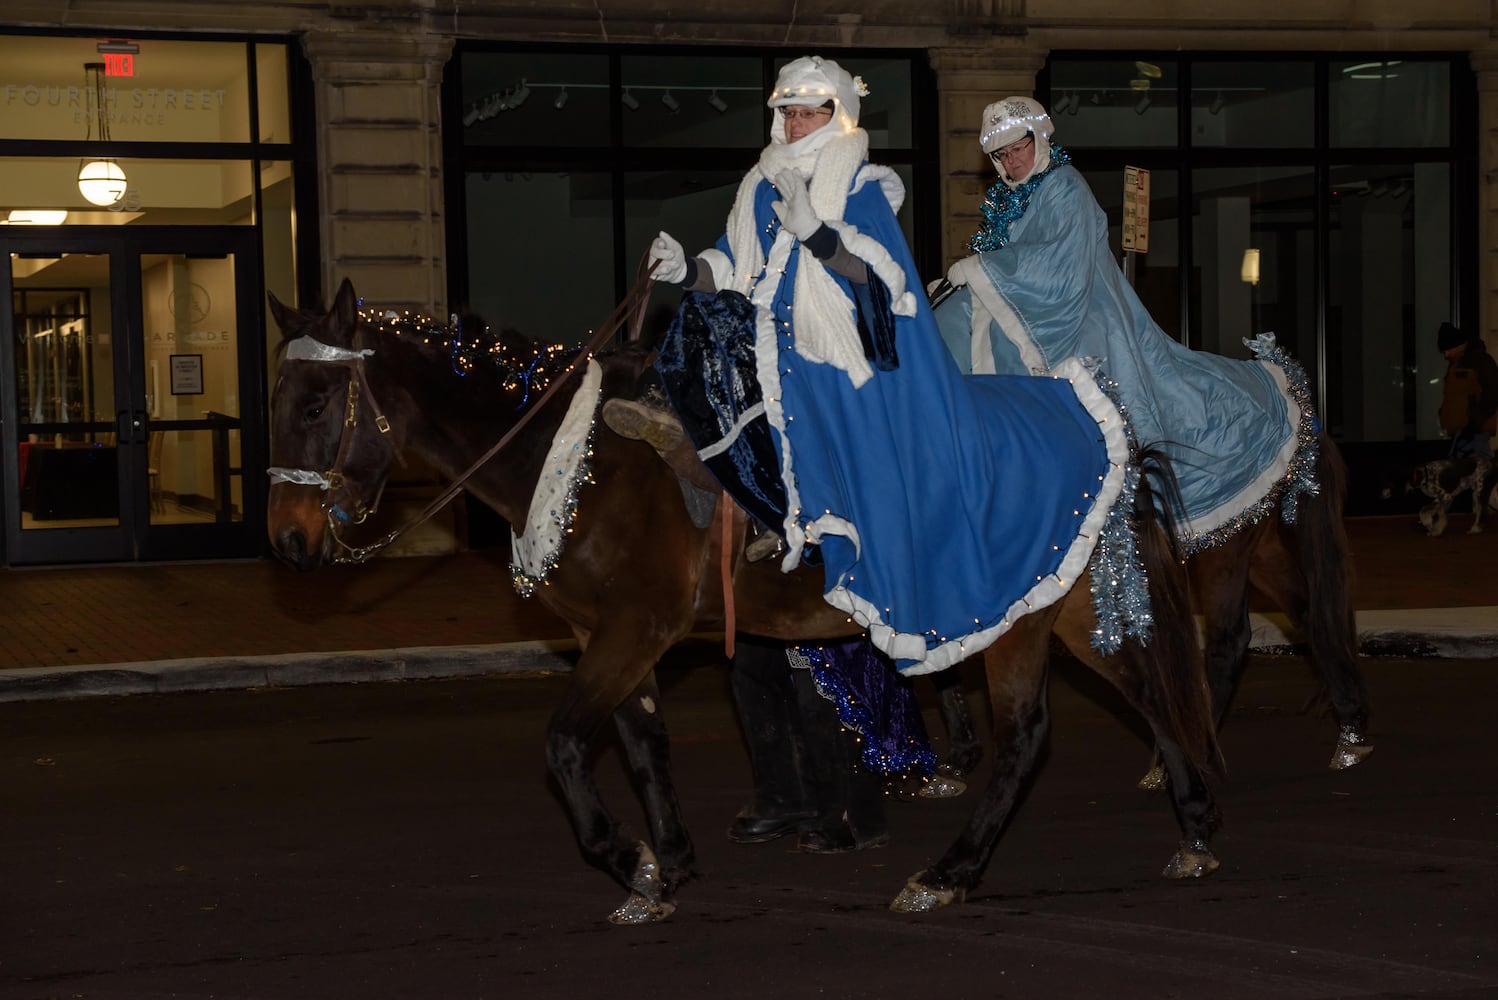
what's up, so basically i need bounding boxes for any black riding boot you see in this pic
[726,636,817,844]
[792,667,889,853]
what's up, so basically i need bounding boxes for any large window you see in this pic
[1043,53,1470,470]
[451,47,935,347]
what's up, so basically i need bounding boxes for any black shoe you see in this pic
[797,823,889,854]
[726,810,815,845]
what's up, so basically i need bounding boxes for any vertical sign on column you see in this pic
[1121,165,1150,286]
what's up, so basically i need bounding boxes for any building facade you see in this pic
[1,1,1493,565]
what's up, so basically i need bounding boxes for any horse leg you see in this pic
[921,666,982,799]
[1255,519,1373,770]
[1274,437,1373,768]
[611,669,696,893]
[1054,582,1223,880]
[544,626,685,924]
[889,608,1056,913]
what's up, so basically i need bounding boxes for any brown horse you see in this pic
[929,433,1371,795]
[266,279,1220,922]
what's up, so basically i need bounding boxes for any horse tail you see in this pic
[1133,447,1221,773]
[1294,432,1369,723]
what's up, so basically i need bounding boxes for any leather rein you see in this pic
[270,264,658,565]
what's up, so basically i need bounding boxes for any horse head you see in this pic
[266,278,403,570]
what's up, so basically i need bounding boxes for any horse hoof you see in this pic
[918,773,968,798]
[1329,726,1374,770]
[607,842,675,925]
[608,891,676,925]
[1162,838,1220,879]
[889,875,962,913]
[1137,762,1167,792]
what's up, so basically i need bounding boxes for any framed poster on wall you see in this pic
[170,354,203,395]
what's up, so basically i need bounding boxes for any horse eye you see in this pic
[304,403,325,421]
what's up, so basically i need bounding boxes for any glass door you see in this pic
[1,229,264,564]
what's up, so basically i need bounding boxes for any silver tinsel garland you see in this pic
[510,430,596,598]
[1176,333,1322,556]
[1086,365,1154,655]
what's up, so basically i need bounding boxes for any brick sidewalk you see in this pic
[0,515,1493,672]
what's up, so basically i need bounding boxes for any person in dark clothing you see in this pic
[726,634,891,854]
[1437,322,1498,461]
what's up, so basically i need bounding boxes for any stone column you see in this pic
[301,29,454,316]
[1473,49,1498,347]
[928,43,1048,270]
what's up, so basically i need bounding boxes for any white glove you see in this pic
[648,231,688,284]
[771,171,822,241]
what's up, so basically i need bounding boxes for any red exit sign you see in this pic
[103,52,134,77]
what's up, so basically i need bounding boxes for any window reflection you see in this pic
[1330,60,1449,147]
[1045,59,1178,148]
[622,55,764,149]
[461,53,610,147]
[1190,166,1315,367]
[1327,163,1450,442]
[1190,61,1312,148]
[465,171,614,346]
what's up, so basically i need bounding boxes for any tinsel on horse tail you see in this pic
[1087,365,1154,655]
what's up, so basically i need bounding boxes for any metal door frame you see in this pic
[1,226,265,565]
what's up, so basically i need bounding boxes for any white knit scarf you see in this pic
[718,128,876,387]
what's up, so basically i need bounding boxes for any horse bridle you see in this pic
[268,259,660,564]
[266,332,393,544]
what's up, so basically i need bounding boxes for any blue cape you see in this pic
[660,164,1140,673]
[935,164,1314,551]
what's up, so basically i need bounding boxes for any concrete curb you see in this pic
[0,640,581,704]
[2,614,1493,704]
[1248,610,1498,659]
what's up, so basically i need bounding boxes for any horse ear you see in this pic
[267,291,297,338]
[329,278,360,344]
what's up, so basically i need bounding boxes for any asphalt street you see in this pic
[1,652,1495,1000]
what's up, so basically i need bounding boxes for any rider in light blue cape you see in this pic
[644,59,1139,673]
[933,97,1316,553]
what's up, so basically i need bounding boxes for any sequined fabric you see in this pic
[789,638,937,778]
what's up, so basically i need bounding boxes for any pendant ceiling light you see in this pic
[78,62,127,207]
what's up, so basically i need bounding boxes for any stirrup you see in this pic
[602,397,684,453]
[744,529,783,563]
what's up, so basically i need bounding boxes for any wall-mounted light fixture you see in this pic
[1209,91,1225,115]
[553,87,569,109]
[660,90,680,113]
[707,89,728,112]
[1134,93,1152,115]
[1240,248,1261,286]
[621,88,640,110]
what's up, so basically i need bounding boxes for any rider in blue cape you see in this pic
[932,97,1319,553]
[605,59,1138,674]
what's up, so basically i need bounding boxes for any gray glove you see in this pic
[648,231,689,284]
[772,171,822,241]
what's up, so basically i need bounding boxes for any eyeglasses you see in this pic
[783,107,834,122]
[990,134,1034,165]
